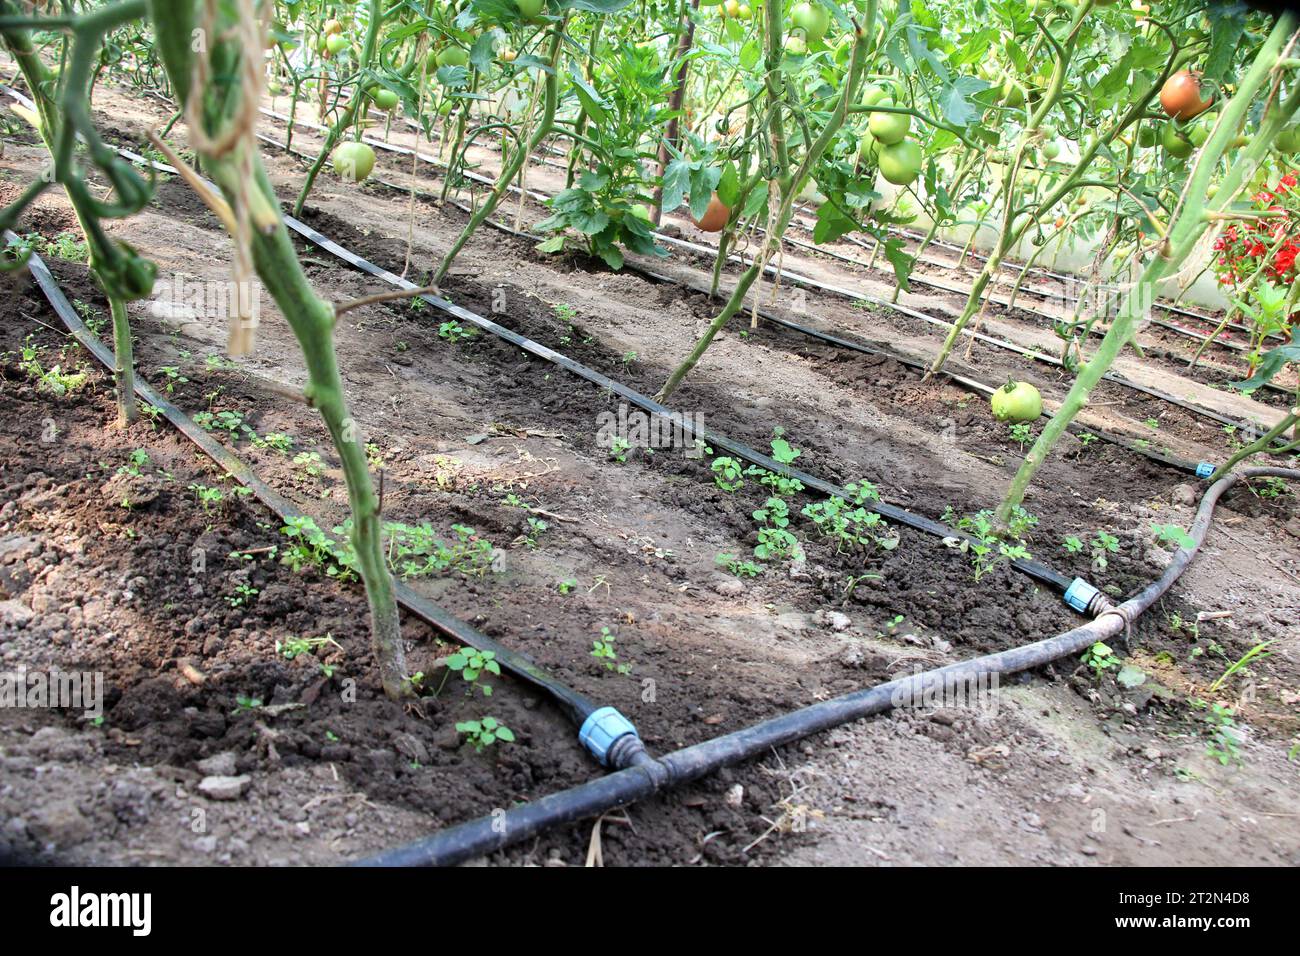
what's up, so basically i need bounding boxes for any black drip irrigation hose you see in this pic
[242,115,1238,477]
[10,232,651,762]
[356,464,1300,866]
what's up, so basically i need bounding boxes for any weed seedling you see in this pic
[716,552,762,578]
[440,648,501,697]
[592,626,631,674]
[1192,699,1243,765]
[227,583,259,608]
[253,431,295,454]
[521,516,549,548]
[118,449,151,477]
[1209,640,1273,694]
[1090,531,1119,571]
[456,716,515,753]
[1081,641,1120,680]
[156,365,189,394]
[753,497,802,563]
[711,456,745,492]
[1009,422,1033,450]
[189,483,223,513]
[439,320,475,343]
[293,450,325,479]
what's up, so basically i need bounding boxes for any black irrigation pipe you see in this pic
[245,112,1284,468]
[9,231,650,757]
[357,462,1300,866]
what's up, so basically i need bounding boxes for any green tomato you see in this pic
[325,34,348,55]
[332,141,376,182]
[370,88,399,110]
[437,46,469,68]
[790,2,830,43]
[860,85,888,107]
[1042,141,1060,160]
[515,0,545,16]
[877,139,922,186]
[991,381,1042,423]
[868,101,910,145]
[1277,126,1300,154]
[859,128,879,161]
[1161,122,1193,159]
[1000,79,1026,108]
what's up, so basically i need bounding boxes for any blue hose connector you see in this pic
[1063,577,1100,614]
[578,707,638,766]
[1196,462,1216,480]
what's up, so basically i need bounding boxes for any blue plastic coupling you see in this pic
[1196,462,1216,480]
[578,707,639,766]
[1063,577,1101,614]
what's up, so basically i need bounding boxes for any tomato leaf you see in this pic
[659,157,693,215]
[716,161,740,208]
[937,75,990,128]
[468,31,498,73]
[569,67,610,124]
[559,0,637,12]
[435,66,469,90]
[812,201,857,245]
[1203,2,1248,84]
[882,237,914,293]
[741,182,769,219]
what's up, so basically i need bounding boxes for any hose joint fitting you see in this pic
[578,706,639,767]
[1196,462,1216,480]
[1063,577,1110,616]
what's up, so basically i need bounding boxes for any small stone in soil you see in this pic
[198,775,252,801]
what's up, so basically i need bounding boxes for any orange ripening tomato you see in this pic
[1160,70,1214,122]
